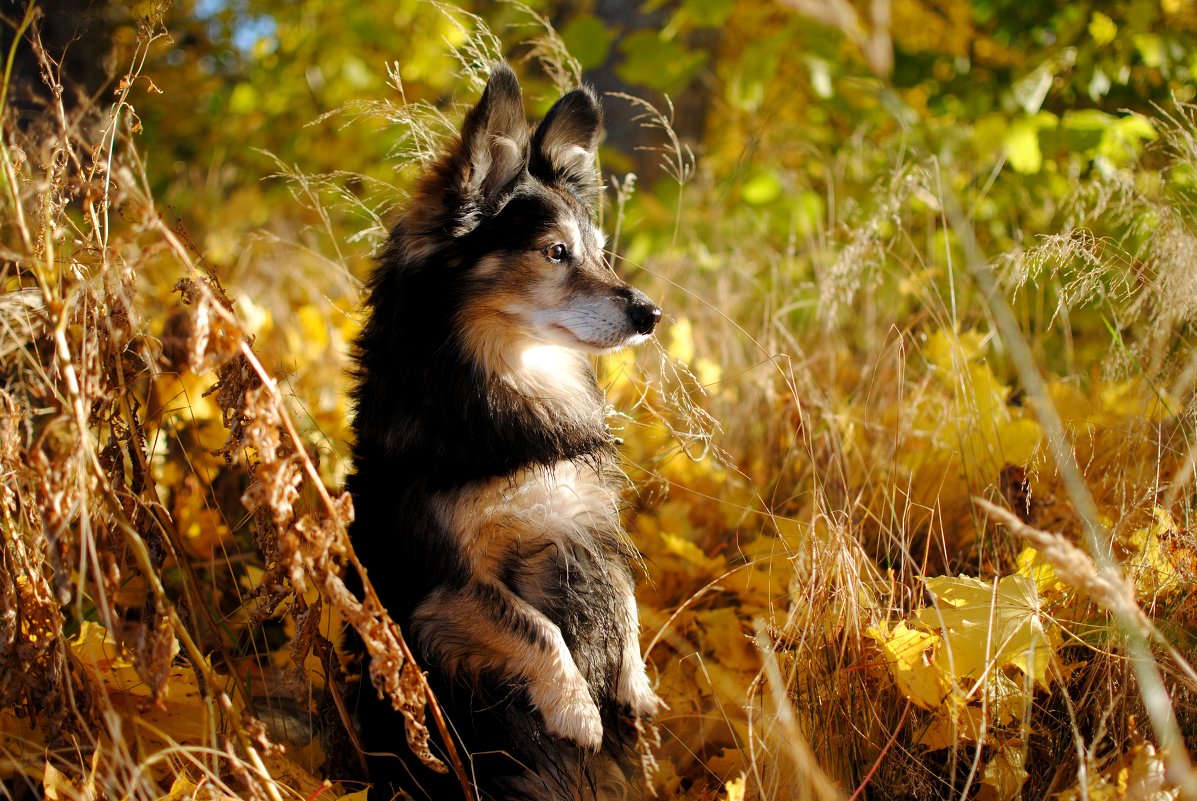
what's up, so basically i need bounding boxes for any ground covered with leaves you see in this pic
[3,2,1197,800]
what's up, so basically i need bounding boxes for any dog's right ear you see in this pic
[448,64,529,236]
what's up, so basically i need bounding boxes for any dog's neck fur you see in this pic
[457,302,596,409]
[350,233,614,488]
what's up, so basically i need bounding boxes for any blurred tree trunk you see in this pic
[586,0,718,184]
[2,0,115,126]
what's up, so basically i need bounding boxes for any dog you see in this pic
[345,63,662,801]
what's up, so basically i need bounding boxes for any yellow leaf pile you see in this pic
[866,569,1059,800]
[1057,743,1177,801]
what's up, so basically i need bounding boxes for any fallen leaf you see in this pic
[979,740,1028,801]
[1128,507,1185,599]
[724,773,747,801]
[867,621,953,709]
[919,574,1059,689]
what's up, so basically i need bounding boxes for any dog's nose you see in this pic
[628,300,661,335]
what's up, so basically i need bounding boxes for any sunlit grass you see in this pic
[2,5,1197,801]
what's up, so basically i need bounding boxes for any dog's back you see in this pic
[345,65,660,801]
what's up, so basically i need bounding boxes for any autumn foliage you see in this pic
[3,2,1197,800]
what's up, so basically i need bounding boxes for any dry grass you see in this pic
[0,11,468,801]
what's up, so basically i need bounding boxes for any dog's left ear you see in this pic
[530,86,603,204]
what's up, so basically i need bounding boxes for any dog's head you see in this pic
[404,65,660,368]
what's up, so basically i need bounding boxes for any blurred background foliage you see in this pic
[58,0,1197,373]
[49,0,1197,260]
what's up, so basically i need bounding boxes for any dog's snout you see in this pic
[628,298,661,335]
[613,285,660,337]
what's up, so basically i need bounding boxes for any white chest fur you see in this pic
[509,343,592,404]
[432,460,622,576]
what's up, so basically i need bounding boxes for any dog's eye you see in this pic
[544,243,569,263]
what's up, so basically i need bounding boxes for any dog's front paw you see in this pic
[618,667,662,718]
[618,665,663,718]
[530,680,604,750]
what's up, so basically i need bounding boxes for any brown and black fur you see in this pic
[345,65,661,801]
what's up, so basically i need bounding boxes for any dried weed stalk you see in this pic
[0,9,464,799]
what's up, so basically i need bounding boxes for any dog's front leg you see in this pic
[614,588,661,718]
[412,580,603,750]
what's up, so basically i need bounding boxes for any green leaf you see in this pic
[789,190,826,237]
[1133,33,1166,68]
[1088,11,1117,46]
[729,28,787,112]
[228,82,258,114]
[1062,109,1114,156]
[1004,119,1043,174]
[1100,114,1157,162]
[741,172,782,205]
[561,15,614,70]
[1063,108,1114,132]
[682,0,734,27]
[340,56,374,90]
[617,30,706,95]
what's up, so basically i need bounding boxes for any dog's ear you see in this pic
[450,64,529,235]
[530,86,603,204]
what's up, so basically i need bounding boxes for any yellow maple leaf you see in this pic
[917,327,1045,484]
[985,672,1029,724]
[70,621,238,773]
[336,305,362,345]
[600,352,638,396]
[0,710,44,780]
[660,531,725,573]
[155,371,219,422]
[1057,778,1121,801]
[71,620,163,693]
[43,762,90,801]
[159,774,198,801]
[695,356,723,389]
[1114,743,1173,800]
[867,621,953,709]
[1016,547,1061,594]
[926,328,987,372]
[259,751,338,801]
[696,608,758,672]
[1099,378,1172,421]
[994,418,1043,464]
[297,304,330,351]
[979,741,1029,801]
[917,672,1028,752]
[919,574,1059,689]
[1128,507,1184,599]
[1055,742,1174,801]
[917,704,987,750]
